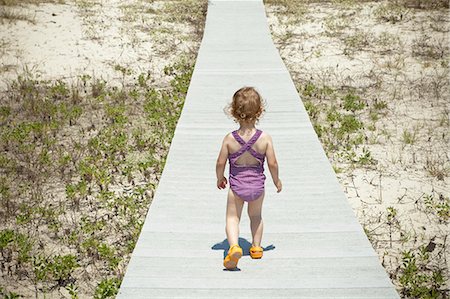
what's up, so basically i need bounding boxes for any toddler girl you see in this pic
[216,86,282,270]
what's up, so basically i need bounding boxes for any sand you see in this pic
[0,0,204,297]
[266,1,449,294]
[0,0,194,90]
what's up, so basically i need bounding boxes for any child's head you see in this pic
[228,87,265,123]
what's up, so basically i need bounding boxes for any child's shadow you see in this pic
[211,237,276,270]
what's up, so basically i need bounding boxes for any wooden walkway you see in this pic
[117,1,400,298]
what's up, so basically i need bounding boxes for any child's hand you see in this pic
[275,179,282,193]
[217,177,227,189]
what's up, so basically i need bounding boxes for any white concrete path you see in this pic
[117,1,400,298]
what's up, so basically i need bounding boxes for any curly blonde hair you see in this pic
[226,87,265,123]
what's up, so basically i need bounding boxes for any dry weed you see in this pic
[0,0,64,4]
[0,7,34,23]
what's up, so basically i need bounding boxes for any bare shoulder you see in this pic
[259,131,273,143]
[258,131,273,151]
[225,132,234,140]
[223,132,234,144]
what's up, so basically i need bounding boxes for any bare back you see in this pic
[227,131,268,167]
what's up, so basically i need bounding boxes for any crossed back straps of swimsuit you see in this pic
[229,129,265,166]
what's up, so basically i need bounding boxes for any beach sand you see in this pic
[0,0,205,297]
[266,1,449,294]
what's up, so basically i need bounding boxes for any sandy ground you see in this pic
[0,0,203,297]
[0,0,194,90]
[266,1,449,294]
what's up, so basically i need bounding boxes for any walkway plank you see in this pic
[117,1,400,297]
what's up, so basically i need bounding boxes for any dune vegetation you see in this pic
[0,0,207,297]
[265,0,449,297]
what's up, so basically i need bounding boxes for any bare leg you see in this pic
[225,189,244,247]
[247,192,264,247]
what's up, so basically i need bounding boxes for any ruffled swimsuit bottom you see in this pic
[230,167,266,201]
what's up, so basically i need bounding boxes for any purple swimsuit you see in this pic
[228,129,266,202]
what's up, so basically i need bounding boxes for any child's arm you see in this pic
[216,134,229,189]
[265,134,282,193]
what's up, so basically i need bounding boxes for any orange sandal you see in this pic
[250,245,263,259]
[223,244,243,269]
